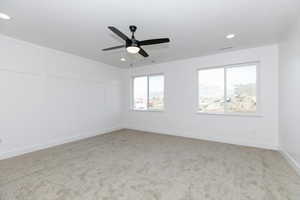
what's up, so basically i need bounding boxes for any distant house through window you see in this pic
[133,74,164,111]
[198,63,258,114]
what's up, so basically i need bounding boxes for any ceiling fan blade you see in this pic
[139,38,170,46]
[108,26,130,41]
[102,45,125,51]
[139,48,149,57]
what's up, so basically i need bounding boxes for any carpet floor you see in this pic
[0,129,299,200]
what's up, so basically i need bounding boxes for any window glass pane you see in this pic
[133,76,148,110]
[226,65,257,113]
[149,75,164,110]
[198,68,224,112]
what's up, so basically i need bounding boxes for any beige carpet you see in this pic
[0,129,299,200]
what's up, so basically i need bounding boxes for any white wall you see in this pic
[122,45,279,149]
[279,18,300,170]
[0,35,122,159]
[0,34,280,160]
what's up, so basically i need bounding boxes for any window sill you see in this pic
[196,112,263,117]
[131,109,164,112]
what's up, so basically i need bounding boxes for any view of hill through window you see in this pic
[198,64,257,114]
[133,75,164,110]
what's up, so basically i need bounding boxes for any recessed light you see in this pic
[0,12,11,20]
[120,57,126,62]
[226,34,235,39]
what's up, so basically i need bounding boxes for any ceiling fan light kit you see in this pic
[103,25,170,57]
[126,46,140,54]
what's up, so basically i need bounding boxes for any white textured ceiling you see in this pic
[0,0,300,68]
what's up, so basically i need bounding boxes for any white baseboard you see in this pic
[279,148,300,176]
[123,127,278,150]
[0,126,122,160]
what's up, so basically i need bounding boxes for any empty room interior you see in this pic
[1,0,300,199]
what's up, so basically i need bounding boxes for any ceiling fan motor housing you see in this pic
[126,39,138,48]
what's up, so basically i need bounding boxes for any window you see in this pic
[198,63,258,114]
[133,74,164,111]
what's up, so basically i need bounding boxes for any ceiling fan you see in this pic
[102,25,170,57]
